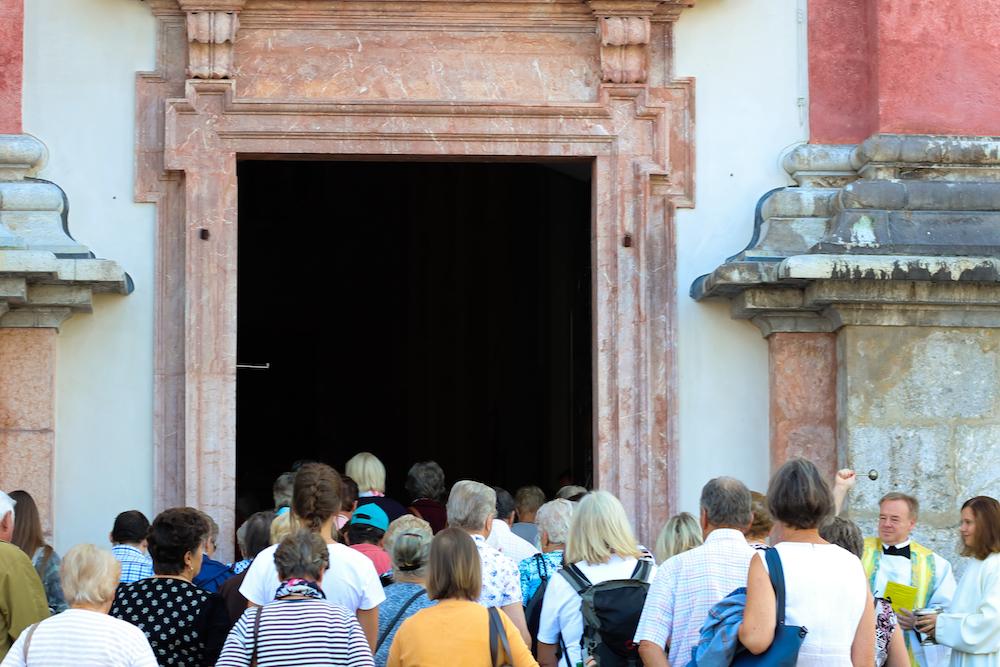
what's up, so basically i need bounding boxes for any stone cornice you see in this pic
[693,133,1000,336]
[0,135,131,330]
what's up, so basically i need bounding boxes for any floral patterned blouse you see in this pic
[111,577,230,667]
[471,534,522,607]
[875,597,898,667]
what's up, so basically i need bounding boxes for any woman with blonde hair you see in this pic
[240,463,385,651]
[387,528,537,667]
[375,516,436,667]
[3,544,156,667]
[653,512,703,564]
[346,452,408,522]
[536,491,657,667]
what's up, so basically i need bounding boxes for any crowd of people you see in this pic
[0,452,998,667]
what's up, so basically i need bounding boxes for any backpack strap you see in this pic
[488,607,512,667]
[375,589,426,654]
[763,547,787,626]
[558,562,592,595]
[630,559,653,582]
[249,606,263,667]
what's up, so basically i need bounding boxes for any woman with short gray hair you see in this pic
[218,530,374,667]
[405,462,448,533]
[741,458,875,667]
[447,481,531,646]
[519,499,574,602]
[374,516,436,667]
[3,544,157,667]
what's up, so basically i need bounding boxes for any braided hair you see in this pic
[292,463,342,532]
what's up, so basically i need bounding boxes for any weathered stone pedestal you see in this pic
[0,134,131,539]
[694,135,1000,569]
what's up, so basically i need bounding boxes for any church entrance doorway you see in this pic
[235,160,594,519]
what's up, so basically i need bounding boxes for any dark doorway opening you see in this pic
[235,160,593,520]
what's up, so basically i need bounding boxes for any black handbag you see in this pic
[732,547,807,667]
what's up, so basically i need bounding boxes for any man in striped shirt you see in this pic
[635,477,757,667]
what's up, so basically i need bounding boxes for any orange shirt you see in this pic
[387,599,538,667]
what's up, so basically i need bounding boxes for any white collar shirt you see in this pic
[486,518,540,565]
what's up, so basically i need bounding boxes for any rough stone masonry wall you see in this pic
[840,325,1000,576]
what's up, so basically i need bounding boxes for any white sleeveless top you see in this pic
[761,542,868,667]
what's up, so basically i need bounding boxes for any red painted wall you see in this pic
[810,0,1000,143]
[808,0,878,144]
[877,0,1000,136]
[0,0,23,134]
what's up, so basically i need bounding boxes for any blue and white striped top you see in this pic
[216,598,374,667]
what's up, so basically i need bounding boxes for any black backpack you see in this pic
[558,559,653,667]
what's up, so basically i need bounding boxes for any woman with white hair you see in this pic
[536,490,657,667]
[446,480,531,646]
[2,543,157,667]
[346,452,408,522]
[518,499,574,603]
[374,516,436,667]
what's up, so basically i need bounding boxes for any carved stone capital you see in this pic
[183,5,243,79]
[596,16,650,83]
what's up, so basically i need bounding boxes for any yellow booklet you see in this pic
[884,581,918,615]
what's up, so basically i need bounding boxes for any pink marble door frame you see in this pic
[138,1,694,556]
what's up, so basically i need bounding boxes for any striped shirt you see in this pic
[633,528,756,666]
[4,608,157,667]
[217,599,374,667]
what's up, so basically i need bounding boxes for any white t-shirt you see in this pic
[2,608,157,667]
[239,541,386,611]
[762,543,867,667]
[537,555,657,667]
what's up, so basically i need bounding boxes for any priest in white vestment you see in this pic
[918,496,1000,667]
[835,472,957,667]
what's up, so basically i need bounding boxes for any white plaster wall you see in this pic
[23,0,157,554]
[17,0,805,548]
[673,0,808,515]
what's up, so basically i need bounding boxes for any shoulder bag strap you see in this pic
[489,607,499,667]
[249,606,263,667]
[764,547,787,626]
[375,589,426,654]
[489,607,513,667]
[407,505,424,520]
[22,619,43,662]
